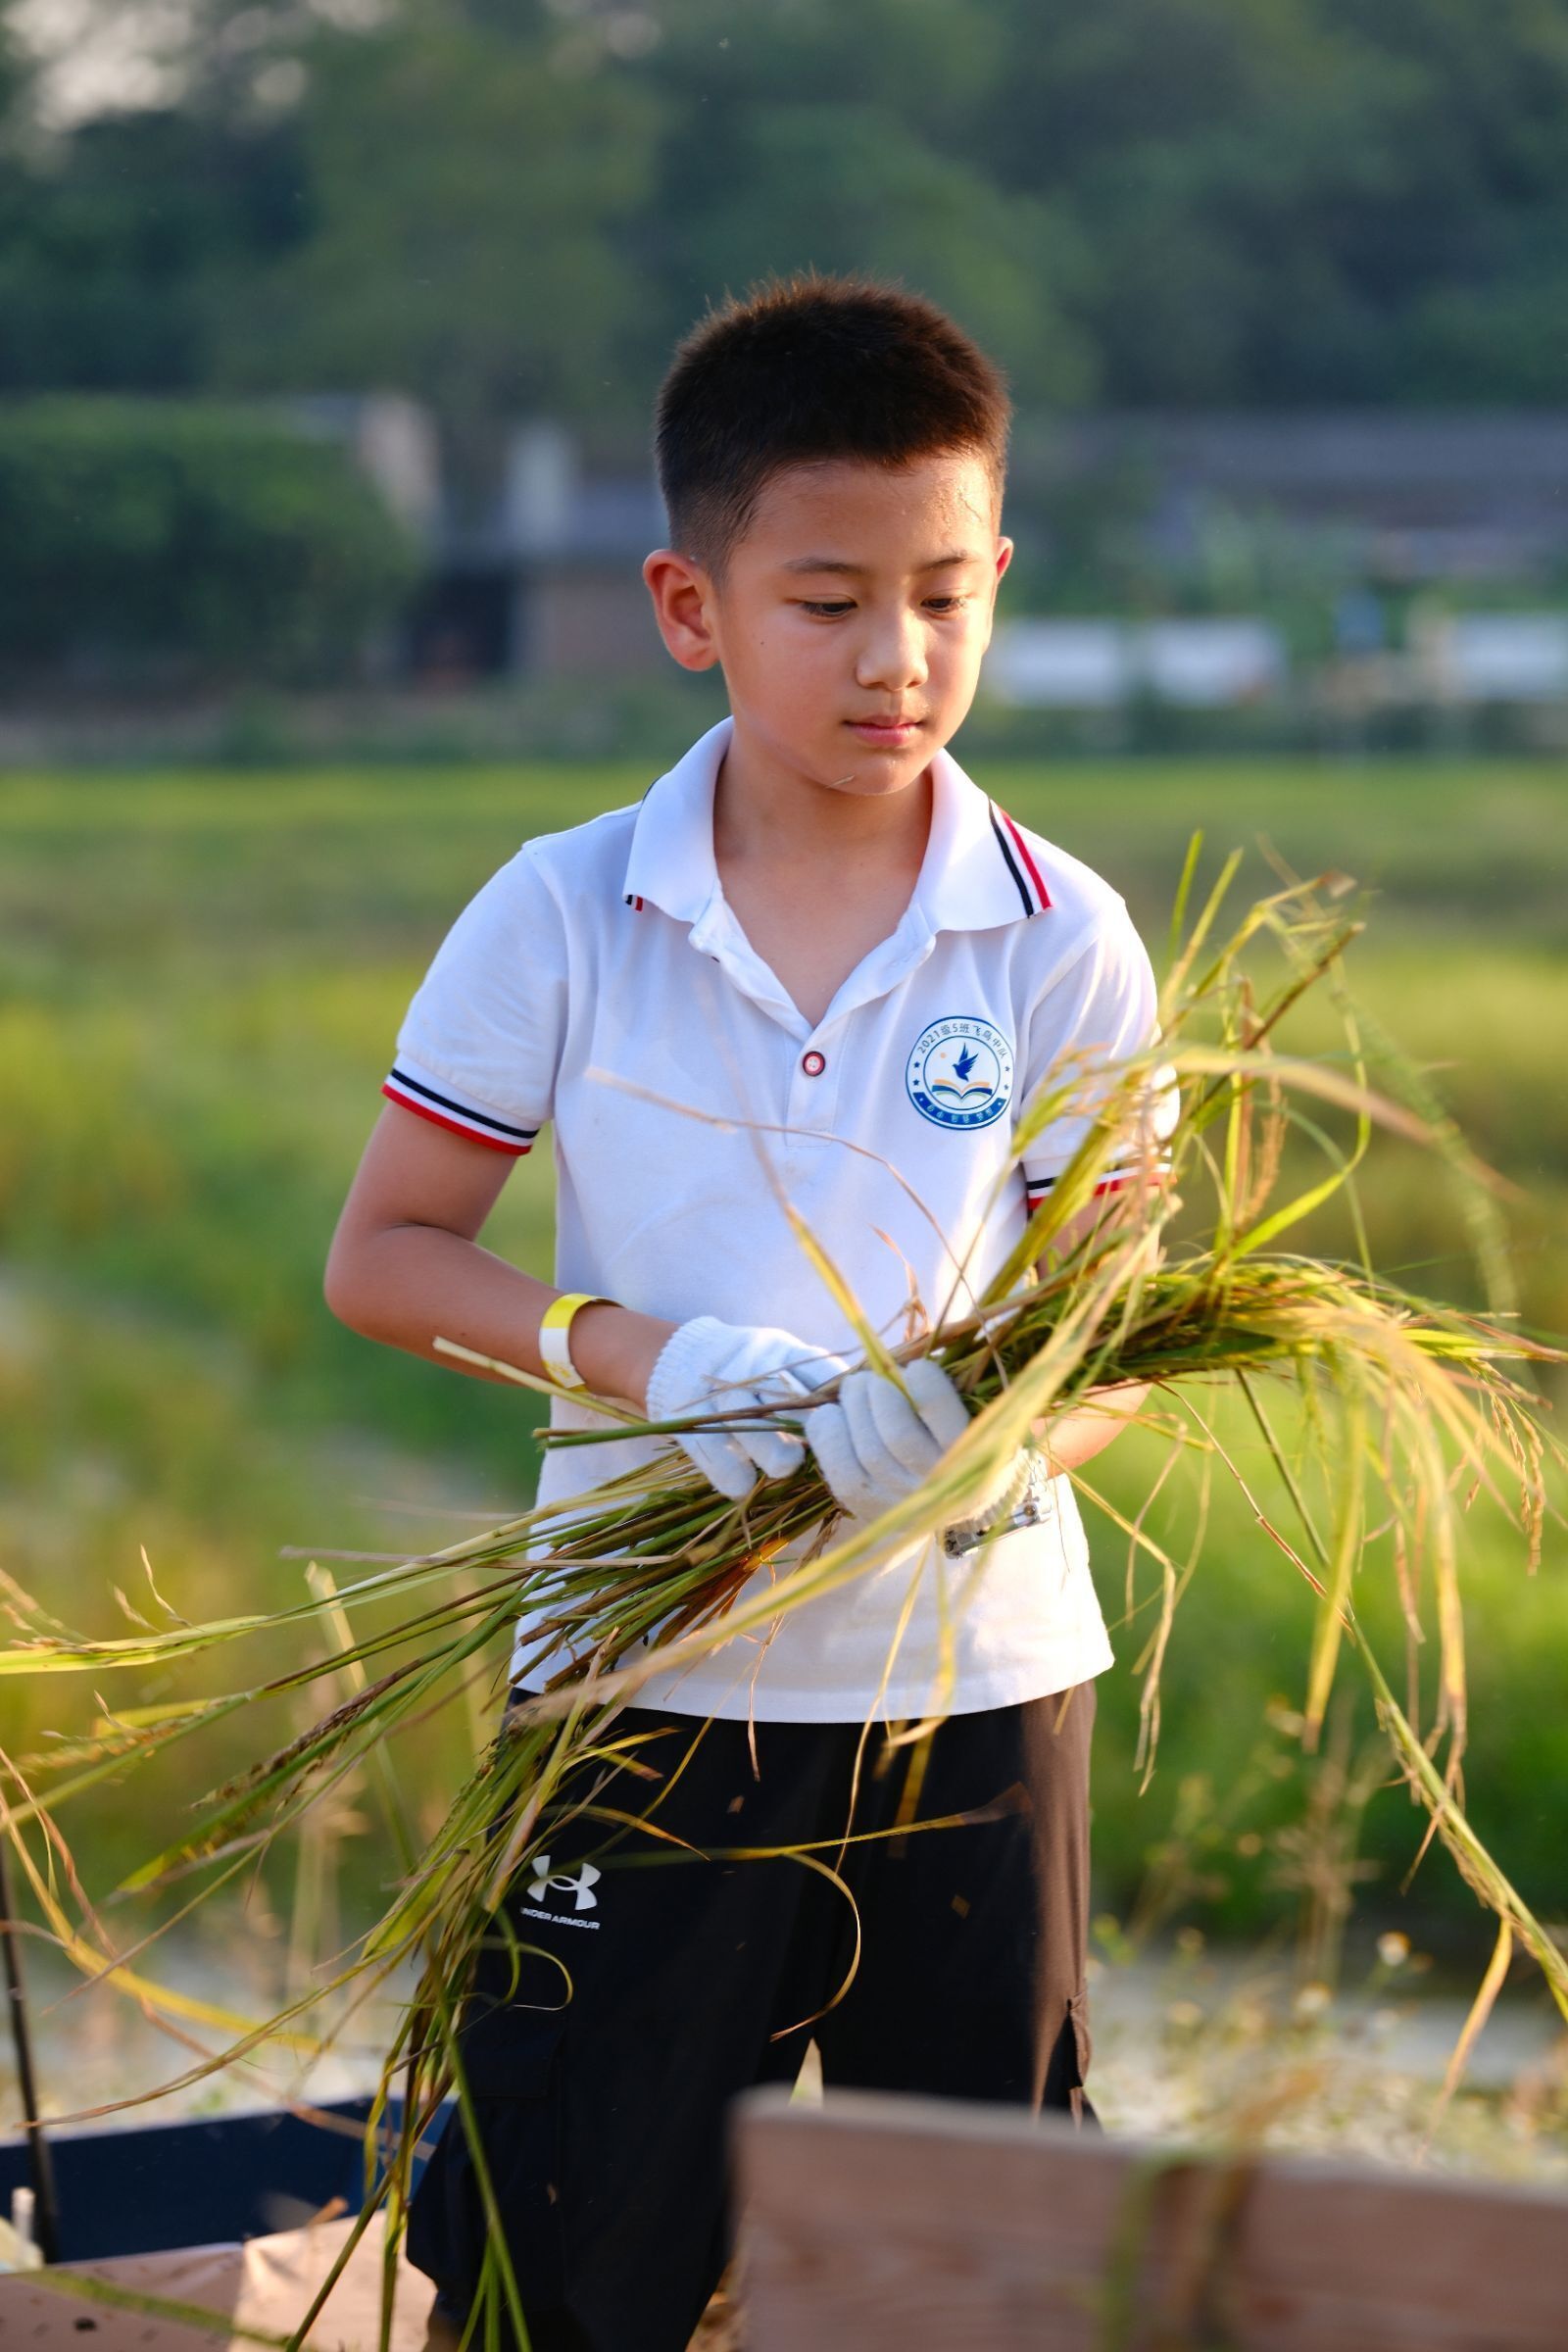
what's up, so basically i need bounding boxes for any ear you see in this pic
[980,535,1014,651]
[642,548,721,672]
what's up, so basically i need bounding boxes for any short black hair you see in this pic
[655,273,1010,575]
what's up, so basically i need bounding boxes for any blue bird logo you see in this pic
[907,1015,1012,1128]
[928,1038,995,1106]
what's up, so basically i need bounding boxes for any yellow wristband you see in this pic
[538,1293,612,1392]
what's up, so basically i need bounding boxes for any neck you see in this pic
[712,715,934,874]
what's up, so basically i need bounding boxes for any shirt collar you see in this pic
[621,715,1050,933]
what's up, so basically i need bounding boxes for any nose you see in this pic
[856,603,929,694]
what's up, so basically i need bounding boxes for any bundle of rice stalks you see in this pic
[1,853,1560,2348]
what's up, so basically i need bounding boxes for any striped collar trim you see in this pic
[622,716,1053,933]
[988,801,1052,916]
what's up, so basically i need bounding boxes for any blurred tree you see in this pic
[625,0,1091,405]
[209,0,662,487]
[0,395,419,683]
[983,0,1568,406]
[1349,0,1568,402]
[982,0,1427,403]
[663,103,1092,407]
[0,102,307,392]
[2,0,1567,427]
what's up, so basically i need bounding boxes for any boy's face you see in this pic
[645,450,1011,798]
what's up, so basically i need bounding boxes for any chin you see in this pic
[823,733,939,789]
[819,759,925,797]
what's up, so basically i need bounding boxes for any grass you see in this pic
[3,755,1564,1950]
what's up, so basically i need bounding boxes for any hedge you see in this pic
[0,397,422,686]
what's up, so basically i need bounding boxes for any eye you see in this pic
[798,600,856,617]
[924,594,969,612]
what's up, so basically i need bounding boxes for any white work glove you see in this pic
[645,1316,848,1501]
[806,1356,1031,1536]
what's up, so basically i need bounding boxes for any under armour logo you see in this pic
[524,1854,601,1912]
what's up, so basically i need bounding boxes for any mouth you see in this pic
[845,715,924,747]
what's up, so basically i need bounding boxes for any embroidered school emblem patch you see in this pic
[906,1016,1013,1130]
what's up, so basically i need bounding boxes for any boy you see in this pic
[324,276,1164,2352]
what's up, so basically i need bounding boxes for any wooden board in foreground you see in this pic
[734,2085,1568,2351]
[0,2212,434,2349]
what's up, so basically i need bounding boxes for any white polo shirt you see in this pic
[383,717,1163,1723]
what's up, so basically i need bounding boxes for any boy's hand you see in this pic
[807,1359,1025,1531]
[646,1321,1031,1536]
[646,1317,849,1500]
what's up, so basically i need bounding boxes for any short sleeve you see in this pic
[381,845,567,1157]
[1016,911,1178,1218]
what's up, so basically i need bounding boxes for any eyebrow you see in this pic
[781,551,981,576]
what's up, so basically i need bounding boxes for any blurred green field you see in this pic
[4,757,1565,1968]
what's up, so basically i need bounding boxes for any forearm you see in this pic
[1035,1380,1152,1475]
[323,1222,674,1409]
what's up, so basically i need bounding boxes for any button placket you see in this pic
[785,1014,848,1185]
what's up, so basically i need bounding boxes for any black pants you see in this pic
[407,1682,1098,2352]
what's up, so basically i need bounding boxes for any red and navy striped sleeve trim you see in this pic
[382,1066,537,1155]
[1024,1162,1171,1213]
[988,803,1053,916]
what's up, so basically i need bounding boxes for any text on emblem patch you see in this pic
[906,1015,1014,1130]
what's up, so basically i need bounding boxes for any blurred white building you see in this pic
[985,618,1286,709]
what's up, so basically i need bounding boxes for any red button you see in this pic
[802,1050,826,1076]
